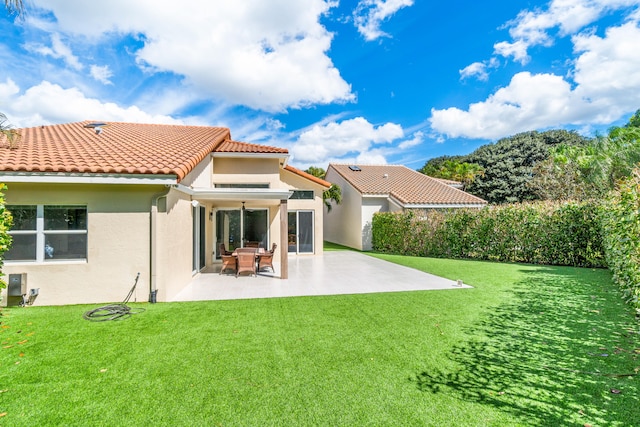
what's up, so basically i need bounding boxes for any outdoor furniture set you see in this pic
[219,243,277,277]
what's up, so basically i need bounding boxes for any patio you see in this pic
[171,250,471,302]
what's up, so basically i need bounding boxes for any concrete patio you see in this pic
[171,251,471,302]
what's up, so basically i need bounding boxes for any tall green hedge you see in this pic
[0,184,13,292]
[601,171,640,314]
[372,200,606,268]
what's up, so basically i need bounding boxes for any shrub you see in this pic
[600,170,640,315]
[371,200,606,268]
[0,183,13,293]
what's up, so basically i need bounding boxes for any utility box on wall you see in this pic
[6,273,27,307]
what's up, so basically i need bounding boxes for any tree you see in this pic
[304,167,342,212]
[464,130,590,203]
[0,185,12,294]
[420,158,484,190]
[529,112,640,200]
[0,113,21,149]
[4,0,24,16]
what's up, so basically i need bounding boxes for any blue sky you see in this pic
[1,0,640,171]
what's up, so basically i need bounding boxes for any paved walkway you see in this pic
[171,251,471,302]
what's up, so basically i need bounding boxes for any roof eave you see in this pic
[0,172,178,185]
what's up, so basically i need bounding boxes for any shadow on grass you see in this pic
[411,266,640,426]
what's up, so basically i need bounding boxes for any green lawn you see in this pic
[1,252,639,426]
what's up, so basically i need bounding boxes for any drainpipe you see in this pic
[150,186,171,303]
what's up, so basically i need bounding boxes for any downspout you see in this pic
[150,186,171,303]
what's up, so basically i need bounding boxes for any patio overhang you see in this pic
[171,184,293,203]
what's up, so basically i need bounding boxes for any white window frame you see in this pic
[6,205,88,264]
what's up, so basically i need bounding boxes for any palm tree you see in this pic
[0,113,20,149]
[4,0,24,15]
[304,167,342,212]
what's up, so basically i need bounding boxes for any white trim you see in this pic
[172,184,292,201]
[0,172,177,185]
[212,152,289,167]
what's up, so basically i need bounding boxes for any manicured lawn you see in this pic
[1,254,639,426]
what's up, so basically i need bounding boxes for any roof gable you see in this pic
[0,121,231,182]
[327,164,486,206]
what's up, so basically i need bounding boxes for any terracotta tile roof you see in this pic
[284,165,331,188]
[0,121,231,182]
[328,164,487,206]
[215,139,288,154]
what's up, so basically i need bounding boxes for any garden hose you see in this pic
[83,273,146,321]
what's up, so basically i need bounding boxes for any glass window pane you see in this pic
[288,212,297,253]
[298,211,314,253]
[216,210,241,258]
[7,206,36,230]
[4,234,37,261]
[243,209,268,248]
[44,206,87,230]
[290,190,314,200]
[44,234,87,260]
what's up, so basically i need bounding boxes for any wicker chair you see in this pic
[258,243,277,273]
[219,243,232,256]
[235,248,257,277]
[220,254,236,275]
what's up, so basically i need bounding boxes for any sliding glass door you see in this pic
[192,205,206,273]
[288,211,314,254]
[215,208,268,259]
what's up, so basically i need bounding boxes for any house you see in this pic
[0,121,330,306]
[324,164,487,251]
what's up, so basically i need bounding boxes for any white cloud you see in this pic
[27,0,355,112]
[460,58,500,81]
[25,32,83,70]
[0,80,180,128]
[353,0,414,41]
[431,17,640,140]
[90,65,113,85]
[291,117,404,164]
[398,131,424,149]
[495,0,640,63]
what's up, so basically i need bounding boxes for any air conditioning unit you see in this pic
[7,273,27,307]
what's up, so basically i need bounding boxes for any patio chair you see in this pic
[258,243,277,273]
[236,248,257,277]
[245,241,260,248]
[220,254,237,275]
[219,243,232,256]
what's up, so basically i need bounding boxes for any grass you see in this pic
[1,251,639,426]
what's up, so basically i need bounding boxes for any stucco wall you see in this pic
[361,197,389,251]
[1,183,159,306]
[323,170,365,250]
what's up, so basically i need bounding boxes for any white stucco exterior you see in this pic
[1,155,328,306]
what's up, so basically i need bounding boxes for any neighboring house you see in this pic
[324,164,487,251]
[0,121,330,306]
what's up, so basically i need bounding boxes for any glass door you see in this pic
[215,208,268,259]
[288,211,314,254]
[192,205,206,273]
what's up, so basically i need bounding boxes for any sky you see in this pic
[1,0,640,171]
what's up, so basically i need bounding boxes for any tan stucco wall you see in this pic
[154,189,198,302]
[281,169,326,255]
[361,197,389,251]
[323,170,365,250]
[1,183,159,306]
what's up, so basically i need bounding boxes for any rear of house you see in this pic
[0,121,329,306]
[324,164,487,251]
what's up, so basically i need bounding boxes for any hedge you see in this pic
[372,200,606,268]
[373,191,640,314]
[601,171,640,315]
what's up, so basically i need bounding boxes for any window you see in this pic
[214,183,270,188]
[289,190,314,200]
[5,205,87,262]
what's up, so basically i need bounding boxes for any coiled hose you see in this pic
[83,273,146,321]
